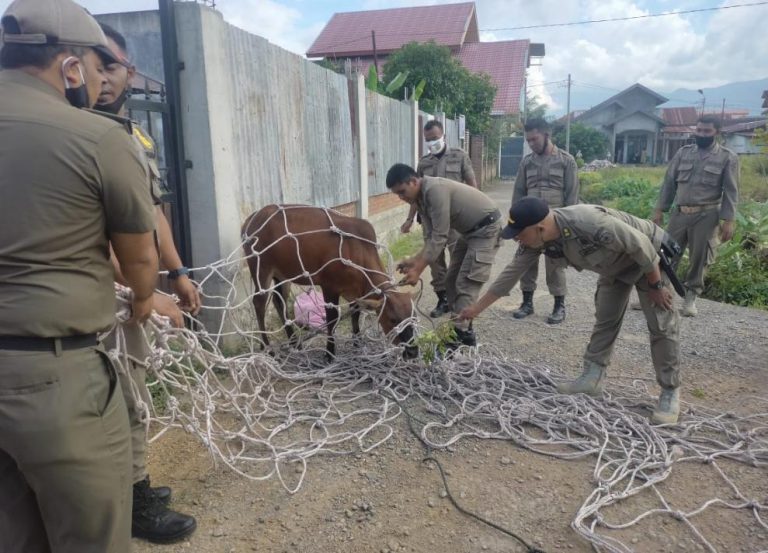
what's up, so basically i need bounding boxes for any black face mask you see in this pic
[695,135,715,149]
[61,57,90,109]
[94,88,129,115]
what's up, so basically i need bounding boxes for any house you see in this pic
[659,107,698,161]
[306,2,544,117]
[721,118,767,154]
[575,84,667,164]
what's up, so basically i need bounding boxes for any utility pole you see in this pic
[565,73,572,154]
[720,97,726,122]
[371,31,379,77]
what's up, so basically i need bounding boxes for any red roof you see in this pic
[457,40,530,115]
[307,2,477,58]
[661,107,698,126]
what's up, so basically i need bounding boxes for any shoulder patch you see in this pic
[132,126,154,152]
[593,229,614,244]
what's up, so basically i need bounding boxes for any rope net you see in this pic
[107,205,767,552]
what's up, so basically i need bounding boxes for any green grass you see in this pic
[384,231,423,264]
[740,155,768,202]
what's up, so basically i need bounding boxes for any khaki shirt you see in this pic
[656,143,739,221]
[418,177,499,263]
[489,205,662,297]
[132,124,165,205]
[417,147,476,185]
[513,146,579,208]
[0,70,155,337]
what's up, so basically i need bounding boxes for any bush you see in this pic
[740,155,768,202]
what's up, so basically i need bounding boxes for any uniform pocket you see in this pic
[548,166,565,187]
[91,350,118,417]
[467,248,496,282]
[0,376,60,397]
[676,162,694,184]
[702,164,722,186]
[445,161,463,181]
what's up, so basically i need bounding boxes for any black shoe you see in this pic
[139,476,171,505]
[546,296,566,325]
[456,327,477,347]
[132,479,197,544]
[513,291,534,319]
[430,292,452,318]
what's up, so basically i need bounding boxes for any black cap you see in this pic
[500,197,550,240]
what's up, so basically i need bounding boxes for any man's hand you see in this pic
[128,295,154,325]
[153,292,185,328]
[400,219,413,234]
[171,275,201,315]
[458,304,481,321]
[719,220,734,242]
[397,257,426,286]
[652,209,664,227]
[648,287,673,311]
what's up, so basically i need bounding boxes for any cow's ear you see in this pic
[357,297,384,312]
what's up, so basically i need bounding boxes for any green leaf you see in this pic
[385,71,409,94]
[411,79,426,102]
[366,65,379,92]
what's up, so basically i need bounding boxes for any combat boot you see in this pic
[651,388,680,425]
[681,290,698,317]
[557,361,605,396]
[513,291,534,319]
[430,291,452,318]
[139,476,171,505]
[546,296,566,324]
[132,478,197,543]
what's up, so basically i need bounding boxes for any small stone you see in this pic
[535,475,543,481]
[631,538,639,544]
[427,498,437,508]
[439,490,448,498]
[459,491,467,499]
[211,528,226,537]
[500,456,512,465]
[388,539,399,550]
[258,517,266,524]
[345,509,353,519]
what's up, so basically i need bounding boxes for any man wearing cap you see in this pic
[652,115,739,317]
[459,197,682,425]
[387,163,501,348]
[511,117,579,324]
[400,119,478,319]
[95,23,198,544]
[0,0,159,551]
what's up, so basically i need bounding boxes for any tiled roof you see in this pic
[660,107,699,126]
[307,2,477,58]
[456,40,530,115]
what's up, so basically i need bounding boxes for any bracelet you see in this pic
[168,266,190,280]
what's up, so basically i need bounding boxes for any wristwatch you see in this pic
[168,266,190,280]
[648,280,664,290]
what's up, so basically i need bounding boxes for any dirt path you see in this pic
[135,180,768,553]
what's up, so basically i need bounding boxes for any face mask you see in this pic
[695,135,715,149]
[61,56,90,109]
[94,87,129,115]
[427,137,445,155]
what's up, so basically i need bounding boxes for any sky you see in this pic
[1,0,766,113]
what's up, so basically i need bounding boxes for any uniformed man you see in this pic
[388,163,501,347]
[0,0,159,551]
[400,119,477,318]
[653,115,739,317]
[511,118,579,324]
[460,198,682,425]
[94,24,199,543]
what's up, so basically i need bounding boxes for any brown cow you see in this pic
[242,204,417,360]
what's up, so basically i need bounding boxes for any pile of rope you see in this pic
[106,205,767,552]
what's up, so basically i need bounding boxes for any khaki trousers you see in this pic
[666,207,720,296]
[519,252,568,296]
[445,223,502,330]
[423,227,459,294]
[583,276,681,389]
[0,346,132,553]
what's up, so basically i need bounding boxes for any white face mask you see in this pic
[427,137,445,155]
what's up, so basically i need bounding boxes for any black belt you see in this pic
[0,334,98,352]
[466,209,501,234]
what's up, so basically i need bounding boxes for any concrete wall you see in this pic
[615,113,662,135]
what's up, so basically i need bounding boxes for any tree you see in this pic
[524,94,547,121]
[382,41,496,134]
[552,122,609,162]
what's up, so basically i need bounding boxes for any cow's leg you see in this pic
[322,289,340,360]
[270,278,297,345]
[249,265,272,350]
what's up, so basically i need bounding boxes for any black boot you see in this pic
[140,476,171,505]
[430,291,452,318]
[513,291,534,319]
[132,478,197,544]
[547,296,566,324]
[455,327,477,347]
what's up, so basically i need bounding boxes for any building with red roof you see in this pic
[307,2,544,117]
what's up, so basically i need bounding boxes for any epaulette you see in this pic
[82,108,133,134]
[131,124,155,152]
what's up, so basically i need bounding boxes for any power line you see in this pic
[482,1,768,32]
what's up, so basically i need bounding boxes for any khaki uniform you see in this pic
[0,70,155,553]
[656,142,739,295]
[490,205,680,389]
[101,121,164,485]
[512,146,579,296]
[417,177,501,328]
[417,148,475,294]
